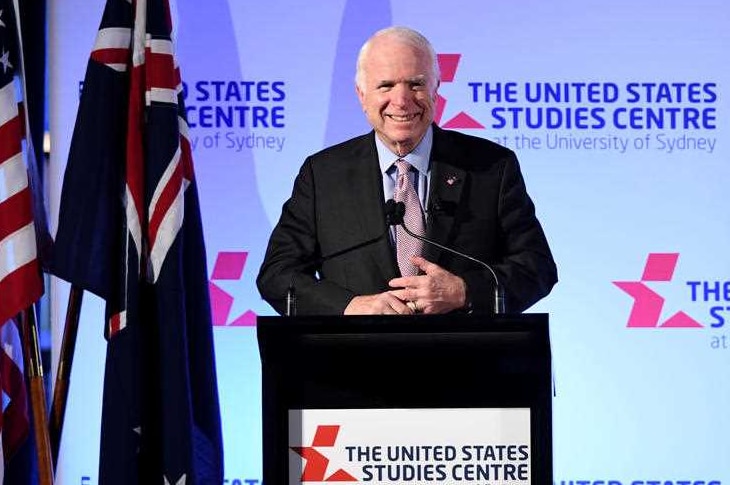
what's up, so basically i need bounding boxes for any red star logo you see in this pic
[290,425,357,482]
[209,251,257,326]
[435,54,484,129]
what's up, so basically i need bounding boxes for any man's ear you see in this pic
[431,80,441,101]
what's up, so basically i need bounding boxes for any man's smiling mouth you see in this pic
[387,113,421,122]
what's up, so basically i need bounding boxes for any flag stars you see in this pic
[2,389,11,411]
[0,49,11,74]
[164,474,187,485]
[1,9,14,74]
[133,425,142,453]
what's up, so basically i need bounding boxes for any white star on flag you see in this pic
[133,425,141,453]
[163,474,186,485]
[0,49,11,73]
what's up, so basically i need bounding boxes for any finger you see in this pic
[411,255,434,270]
[388,276,419,289]
[394,298,415,315]
[412,256,447,275]
[392,287,422,304]
[389,294,414,314]
[381,293,413,315]
[388,289,408,301]
[417,300,432,314]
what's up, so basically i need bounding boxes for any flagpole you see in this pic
[19,305,55,485]
[49,285,84,468]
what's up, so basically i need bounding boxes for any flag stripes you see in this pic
[148,145,183,282]
[0,158,30,234]
[0,0,43,481]
[91,27,132,72]
[0,318,29,461]
[0,0,42,325]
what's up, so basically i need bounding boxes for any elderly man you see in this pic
[257,26,557,315]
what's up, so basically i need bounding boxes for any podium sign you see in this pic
[258,314,552,485]
[288,407,531,484]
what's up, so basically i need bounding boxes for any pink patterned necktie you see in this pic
[393,159,425,276]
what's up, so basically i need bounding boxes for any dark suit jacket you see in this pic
[257,125,557,315]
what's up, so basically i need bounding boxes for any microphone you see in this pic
[390,201,505,314]
[285,199,400,316]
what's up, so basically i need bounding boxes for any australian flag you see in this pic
[52,0,224,482]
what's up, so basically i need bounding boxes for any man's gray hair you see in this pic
[355,26,440,90]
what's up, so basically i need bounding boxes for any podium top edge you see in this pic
[256,313,549,334]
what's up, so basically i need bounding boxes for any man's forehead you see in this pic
[374,74,429,83]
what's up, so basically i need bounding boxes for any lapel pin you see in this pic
[446,174,460,186]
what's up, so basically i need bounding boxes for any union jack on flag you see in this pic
[52,0,223,482]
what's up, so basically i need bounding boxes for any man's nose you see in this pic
[389,84,411,107]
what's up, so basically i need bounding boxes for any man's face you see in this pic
[356,36,438,156]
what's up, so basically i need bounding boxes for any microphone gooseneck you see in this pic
[390,201,505,314]
[285,282,297,316]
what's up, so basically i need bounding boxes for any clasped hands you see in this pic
[344,256,467,315]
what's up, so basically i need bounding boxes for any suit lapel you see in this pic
[424,127,467,262]
[347,133,399,282]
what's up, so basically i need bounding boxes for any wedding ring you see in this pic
[406,301,417,312]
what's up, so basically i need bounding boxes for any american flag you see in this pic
[52,0,223,482]
[0,0,42,325]
[0,317,30,482]
[0,0,41,481]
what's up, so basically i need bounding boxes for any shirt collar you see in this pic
[376,125,433,175]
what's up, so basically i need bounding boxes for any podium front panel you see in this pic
[258,314,552,485]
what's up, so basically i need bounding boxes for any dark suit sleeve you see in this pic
[494,151,556,312]
[464,151,557,314]
[256,158,356,315]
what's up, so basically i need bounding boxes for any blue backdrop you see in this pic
[49,0,729,483]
